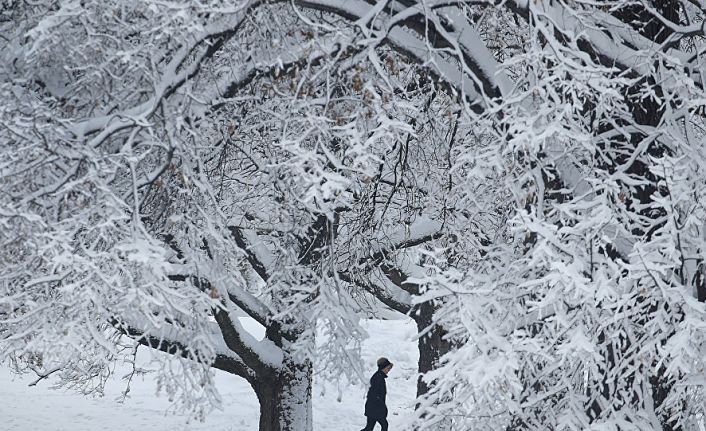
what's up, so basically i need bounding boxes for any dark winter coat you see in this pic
[364,370,388,419]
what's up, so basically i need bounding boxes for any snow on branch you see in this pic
[363,216,444,265]
[518,0,702,86]
[213,298,284,374]
[228,226,275,282]
[168,261,282,344]
[337,270,412,315]
[68,1,259,141]
[408,4,513,98]
[115,318,256,382]
[198,32,352,115]
[297,0,485,109]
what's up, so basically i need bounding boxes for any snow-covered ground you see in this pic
[1,319,418,431]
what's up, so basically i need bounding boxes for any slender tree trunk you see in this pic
[255,357,313,431]
[415,302,449,398]
[414,302,452,429]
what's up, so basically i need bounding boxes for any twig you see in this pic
[28,367,61,387]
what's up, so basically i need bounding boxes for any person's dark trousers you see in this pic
[360,416,388,431]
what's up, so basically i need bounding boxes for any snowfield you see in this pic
[1,319,417,431]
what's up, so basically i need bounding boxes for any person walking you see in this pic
[360,357,393,431]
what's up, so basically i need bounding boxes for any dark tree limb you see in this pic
[115,320,257,385]
[212,302,277,376]
[228,226,271,282]
[337,270,412,315]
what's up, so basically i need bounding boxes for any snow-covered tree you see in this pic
[260,0,706,429]
[0,2,351,429]
[353,1,706,430]
[0,1,469,429]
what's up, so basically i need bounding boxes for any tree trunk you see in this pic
[414,302,452,430]
[415,302,450,398]
[255,357,313,431]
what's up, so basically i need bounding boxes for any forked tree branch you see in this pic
[114,319,258,385]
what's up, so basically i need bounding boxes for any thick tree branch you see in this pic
[364,230,443,267]
[297,213,335,265]
[379,262,420,296]
[225,226,300,343]
[337,270,412,315]
[228,226,272,282]
[169,232,296,347]
[213,300,283,375]
[115,320,257,385]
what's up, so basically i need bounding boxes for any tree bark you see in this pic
[413,302,453,429]
[254,356,313,431]
[414,302,448,398]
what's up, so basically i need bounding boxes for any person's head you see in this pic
[377,357,393,374]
